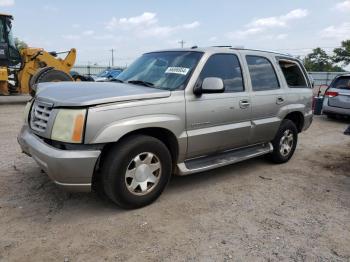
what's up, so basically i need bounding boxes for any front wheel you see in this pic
[269,119,298,164]
[101,135,172,209]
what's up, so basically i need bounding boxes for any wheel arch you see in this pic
[283,111,305,133]
[95,127,180,179]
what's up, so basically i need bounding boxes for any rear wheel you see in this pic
[269,119,298,164]
[102,135,172,209]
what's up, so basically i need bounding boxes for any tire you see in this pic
[29,67,54,96]
[29,67,54,89]
[29,68,72,96]
[102,135,172,209]
[36,69,73,83]
[269,119,298,164]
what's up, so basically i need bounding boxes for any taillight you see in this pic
[325,91,339,98]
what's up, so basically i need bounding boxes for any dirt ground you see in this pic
[0,104,349,262]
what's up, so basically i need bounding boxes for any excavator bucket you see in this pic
[1,13,86,95]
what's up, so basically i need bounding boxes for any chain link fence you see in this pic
[72,65,125,76]
[309,71,348,96]
[308,72,347,87]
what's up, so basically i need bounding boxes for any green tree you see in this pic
[303,47,344,72]
[333,40,350,66]
[14,37,28,51]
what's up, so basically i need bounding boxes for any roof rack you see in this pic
[229,47,293,57]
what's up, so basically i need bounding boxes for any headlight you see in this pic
[51,109,86,143]
[23,100,33,123]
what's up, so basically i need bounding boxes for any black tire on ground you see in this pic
[269,119,298,164]
[29,67,54,89]
[29,67,54,96]
[101,135,172,209]
[36,69,73,84]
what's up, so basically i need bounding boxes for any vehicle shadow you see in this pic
[18,155,270,216]
[319,114,350,124]
[167,156,268,193]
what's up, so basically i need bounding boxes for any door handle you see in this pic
[276,97,285,105]
[239,99,250,109]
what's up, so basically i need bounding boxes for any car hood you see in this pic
[35,82,171,107]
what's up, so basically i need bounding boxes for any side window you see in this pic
[246,55,280,91]
[199,54,244,92]
[279,60,308,88]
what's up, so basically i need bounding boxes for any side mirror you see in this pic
[194,77,225,95]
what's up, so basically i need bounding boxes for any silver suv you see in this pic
[18,47,313,209]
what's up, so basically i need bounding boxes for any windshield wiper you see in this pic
[110,78,124,83]
[128,80,154,87]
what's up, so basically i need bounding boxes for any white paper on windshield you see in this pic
[165,67,190,75]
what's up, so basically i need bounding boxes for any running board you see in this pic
[177,143,273,176]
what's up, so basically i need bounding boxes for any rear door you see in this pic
[241,52,284,144]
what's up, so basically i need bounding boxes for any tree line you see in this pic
[303,40,350,72]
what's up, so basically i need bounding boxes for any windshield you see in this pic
[97,70,111,78]
[4,17,21,65]
[6,22,16,49]
[116,51,203,90]
[97,69,122,78]
[0,19,5,43]
[110,70,122,78]
[332,76,350,90]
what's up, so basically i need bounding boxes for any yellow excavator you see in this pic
[0,13,86,96]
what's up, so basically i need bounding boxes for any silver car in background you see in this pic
[323,74,350,118]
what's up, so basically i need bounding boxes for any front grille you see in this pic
[30,101,53,133]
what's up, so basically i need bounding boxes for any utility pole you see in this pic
[87,61,91,76]
[178,40,185,48]
[110,48,115,67]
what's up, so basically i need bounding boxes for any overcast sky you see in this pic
[1,0,349,66]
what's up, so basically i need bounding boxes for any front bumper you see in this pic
[18,125,101,192]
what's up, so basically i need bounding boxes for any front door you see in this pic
[186,53,252,158]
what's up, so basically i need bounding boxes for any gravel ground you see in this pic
[0,104,349,262]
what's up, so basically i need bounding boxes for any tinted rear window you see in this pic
[332,76,350,90]
[279,60,308,88]
[246,56,280,91]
